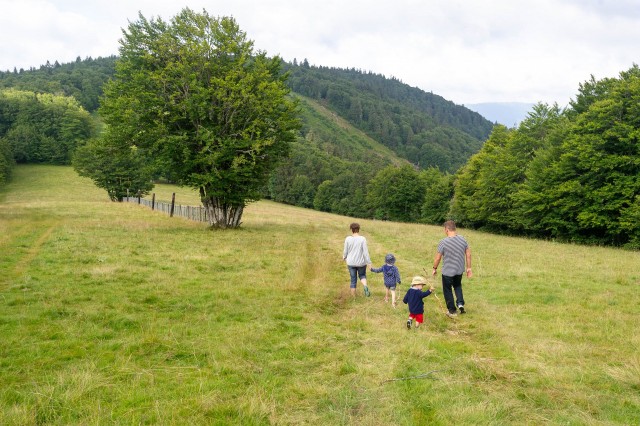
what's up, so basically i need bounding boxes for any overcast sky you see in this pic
[1,0,639,106]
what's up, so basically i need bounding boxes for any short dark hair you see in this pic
[444,220,456,231]
[350,222,360,232]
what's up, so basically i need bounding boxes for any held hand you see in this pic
[429,286,435,292]
[466,268,473,278]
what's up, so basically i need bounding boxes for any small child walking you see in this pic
[403,276,435,329]
[370,253,401,307]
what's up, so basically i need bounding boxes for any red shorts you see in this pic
[409,313,424,324]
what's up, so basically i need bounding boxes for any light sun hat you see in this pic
[411,276,428,286]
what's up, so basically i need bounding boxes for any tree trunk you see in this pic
[201,195,244,229]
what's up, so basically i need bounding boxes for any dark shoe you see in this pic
[363,286,370,297]
[459,305,466,314]
[406,319,412,329]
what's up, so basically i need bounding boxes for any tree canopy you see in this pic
[0,88,94,165]
[367,164,427,222]
[0,56,116,113]
[85,8,300,227]
[73,134,154,202]
[451,65,640,248]
[284,64,493,172]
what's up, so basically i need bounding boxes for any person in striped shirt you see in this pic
[431,220,472,317]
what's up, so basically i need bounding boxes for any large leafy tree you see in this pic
[516,65,640,247]
[73,134,154,202]
[99,8,299,228]
[313,167,374,218]
[451,65,640,248]
[449,124,511,228]
[451,104,565,231]
[420,167,454,225]
[509,117,571,237]
[367,164,427,222]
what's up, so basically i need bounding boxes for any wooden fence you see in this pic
[123,193,209,223]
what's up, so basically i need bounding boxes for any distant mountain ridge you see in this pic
[466,102,535,127]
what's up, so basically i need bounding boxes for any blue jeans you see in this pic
[442,274,464,313]
[348,265,367,288]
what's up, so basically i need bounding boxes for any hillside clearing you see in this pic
[1,165,638,425]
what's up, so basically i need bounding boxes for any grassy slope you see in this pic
[294,93,409,167]
[1,165,638,425]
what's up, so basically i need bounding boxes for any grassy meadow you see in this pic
[1,165,639,425]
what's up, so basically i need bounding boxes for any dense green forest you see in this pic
[0,56,491,172]
[284,62,493,172]
[0,56,113,185]
[0,88,95,184]
[1,56,638,248]
[0,55,488,221]
[451,65,640,248]
[0,56,116,112]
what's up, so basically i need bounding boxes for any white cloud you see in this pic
[1,0,638,105]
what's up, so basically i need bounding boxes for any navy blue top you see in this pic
[403,287,433,314]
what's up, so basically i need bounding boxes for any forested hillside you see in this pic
[2,55,636,247]
[284,62,493,172]
[0,88,96,184]
[0,56,116,112]
[0,56,492,172]
[268,94,407,216]
[0,55,489,221]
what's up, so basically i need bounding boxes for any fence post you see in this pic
[151,193,156,211]
[170,193,176,217]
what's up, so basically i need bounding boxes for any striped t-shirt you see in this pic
[437,235,468,276]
